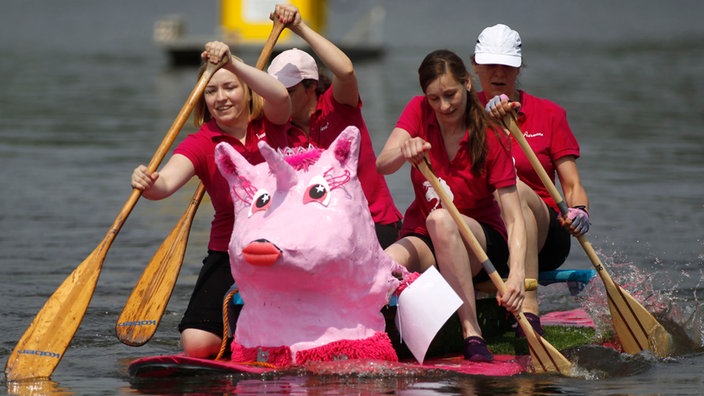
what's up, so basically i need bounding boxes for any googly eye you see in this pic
[249,189,272,217]
[303,175,330,206]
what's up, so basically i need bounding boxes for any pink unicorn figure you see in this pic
[215,126,409,367]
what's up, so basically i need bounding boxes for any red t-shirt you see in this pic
[279,88,402,226]
[478,91,580,212]
[174,117,288,251]
[396,96,516,240]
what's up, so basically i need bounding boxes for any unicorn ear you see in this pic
[322,125,361,176]
[215,142,255,187]
[258,140,297,190]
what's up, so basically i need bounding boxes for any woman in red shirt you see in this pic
[472,24,590,337]
[130,41,291,359]
[377,49,527,362]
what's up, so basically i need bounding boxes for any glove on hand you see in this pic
[566,206,590,235]
[484,94,510,113]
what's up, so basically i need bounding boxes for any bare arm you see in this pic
[131,154,195,200]
[495,185,527,312]
[376,127,431,175]
[272,3,359,106]
[203,41,291,125]
[555,156,589,209]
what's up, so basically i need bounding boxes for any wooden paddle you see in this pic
[502,114,675,357]
[3,58,228,384]
[416,158,573,375]
[115,18,286,347]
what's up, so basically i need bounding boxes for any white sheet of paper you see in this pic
[395,266,462,364]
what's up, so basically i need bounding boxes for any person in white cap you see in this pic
[268,3,402,249]
[472,24,591,337]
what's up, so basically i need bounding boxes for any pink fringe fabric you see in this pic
[230,332,398,368]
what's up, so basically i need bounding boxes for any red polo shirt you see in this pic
[396,95,516,240]
[478,91,580,212]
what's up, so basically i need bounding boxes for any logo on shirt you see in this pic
[320,122,330,133]
[423,178,454,211]
[256,132,266,140]
[524,131,544,138]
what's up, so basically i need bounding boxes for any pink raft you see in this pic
[128,308,594,378]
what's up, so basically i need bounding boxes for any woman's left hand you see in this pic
[560,206,590,236]
[201,41,231,65]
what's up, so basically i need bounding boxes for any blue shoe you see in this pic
[463,336,494,362]
[515,312,545,338]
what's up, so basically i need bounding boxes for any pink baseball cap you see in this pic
[474,24,522,67]
[267,48,319,88]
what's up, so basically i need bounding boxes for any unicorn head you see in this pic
[215,126,406,364]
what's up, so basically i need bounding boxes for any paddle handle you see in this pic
[255,18,285,69]
[502,116,619,289]
[502,116,569,214]
[415,159,502,290]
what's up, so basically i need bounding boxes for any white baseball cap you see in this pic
[474,24,522,67]
[267,48,319,88]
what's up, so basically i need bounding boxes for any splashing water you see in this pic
[575,245,704,354]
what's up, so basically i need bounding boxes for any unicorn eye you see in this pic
[249,189,271,217]
[303,175,330,206]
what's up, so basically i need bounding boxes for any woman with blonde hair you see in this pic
[130,41,291,358]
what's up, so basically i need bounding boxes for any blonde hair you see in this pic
[193,55,265,128]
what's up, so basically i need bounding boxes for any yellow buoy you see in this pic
[220,0,326,43]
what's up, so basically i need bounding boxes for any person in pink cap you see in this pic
[267,3,403,249]
[472,23,591,337]
[131,41,291,358]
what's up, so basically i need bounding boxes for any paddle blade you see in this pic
[115,221,189,346]
[516,312,573,375]
[605,280,675,357]
[5,247,105,381]
[116,185,203,346]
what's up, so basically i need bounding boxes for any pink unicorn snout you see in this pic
[242,239,282,266]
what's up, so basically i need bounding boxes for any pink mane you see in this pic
[278,145,324,171]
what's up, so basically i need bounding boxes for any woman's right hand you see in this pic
[131,165,158,191]
[485,94,521,119]
[271,3,302,27]
[400,137,431,165]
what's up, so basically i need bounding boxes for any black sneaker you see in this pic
[463,336,494,362]
[515,312,545,338]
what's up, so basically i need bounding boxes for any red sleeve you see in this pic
[486,128,517,190]
[395,96,425,138]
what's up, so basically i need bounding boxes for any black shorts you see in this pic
[178,250,234,337]
[537,207,571,271]
[408,223,510,283]
[375,220,403,249]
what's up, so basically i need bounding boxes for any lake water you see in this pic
[1,0,703,394]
